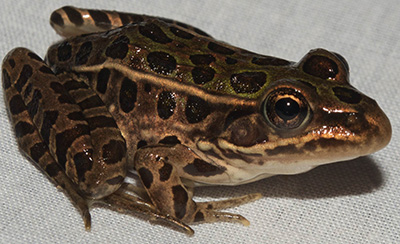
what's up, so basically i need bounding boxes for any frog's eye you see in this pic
[263,88,310,129]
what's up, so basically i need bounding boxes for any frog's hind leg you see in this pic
[50,6,212,38]
[2,48,91,229]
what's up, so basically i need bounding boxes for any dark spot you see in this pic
[230,72,267,94]
[63,79,87,91]
[9,95,26,115]
[57,42,72,62]
[102,140,126,165]
[78,95,103,110]
[159,162,173,182]
[138,167,153,189]
[118,13,132,25]
[159,136,181,145]
[88,10,111,27]
[40,110,59,145]
[28,52,42,62]
[194,211,205,222]
[26,89,42,117]
[169,26,194,39]
[30,142,47,162]
[193,27,211,37]
[50,82,65,94]
[86,116,118,130]
[50,11,64,27]
[45,162,62,177]
[251,56,291,66]
[105,35,130,59]
[119,77,137,113]
[67,111,85,121]
[23,83,32,99]
[74,150,94,182]
[147,51,177,75]
[157,91,176,119]
[2,69,11,90]
[139,22,172,44]
[333,87,362,104]
[144,83,151,93]
[172,185,188,219]
[8,59,16,68]
[96,68,110,94]
[39,65,53,74]
[191,67,215,84]
[75,41,93,65]
[225,57,238,65]
[63,6,84,26]
[15,65,33,92]
[106,175,124,185]
[55,124,90,168]
[183,158,226,177]
[224,108,254,129]
[176,22,188,28]
[208,42,235,55]
[303,55,339,80]
[14,121,35,138]
[185,96,211,123]
[137,140,147,149]
[189,54,215,65]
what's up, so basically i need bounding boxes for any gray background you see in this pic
[0,0,399,243]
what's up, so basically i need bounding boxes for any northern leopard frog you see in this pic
[2,6,391,235]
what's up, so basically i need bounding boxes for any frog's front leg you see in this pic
[135,145,261,225]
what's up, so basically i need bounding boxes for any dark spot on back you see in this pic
[55,124,90,168]
[15,65,33,92]
[102,140,126,165]
[185,96,211,123]
[333,87,362,104]
[40,110,59,145]
[30,142,48,162]
[2,69,11,90]
[75,41,93,65]
[74,150,94,182]
[63,79,87,91]
[50,12,64,27]
[45,162,62,177]
[39,65,53,74]
[230,72,267,94]
[28,52,42,62]
[23,83,32,99]
[169,26,194,39]
[191,67,215,85]
[303,55,338,80]
[14,121,35,138]
[159,162,173,182]
[67,111,85,121]
[138,167,153,189]
[159,136,181,145]
[105,35,130,59]
[9,95,26,115]
[172,185,188,219]
[194,211,205,222]
[86,116,118,130]
[63,6,84,26]
[78,95,103,110]
[189,54,215,65]
[157,91,176,119]
[26,89,42,117]
[96,68,110,94]
[137,140,147,149]
[147,51,177,75]
[208,42,235,55]
[193,27,211,37]
[57,42,72,62]
[106,175,124,185]
[183,158,226,176]
[251,56,291,66]
[139,22,172,44]
[225,57,238,65]
[8,59,16,68]
[88,10,111,27]
[119,77,137,113]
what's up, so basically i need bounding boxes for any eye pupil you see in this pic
[275,98,299,120]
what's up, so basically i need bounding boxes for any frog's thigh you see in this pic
[135,145,261,225]
[2,48,91,228]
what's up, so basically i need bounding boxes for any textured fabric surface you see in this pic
[0,1,399,243]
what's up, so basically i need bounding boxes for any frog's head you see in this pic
[217,49,391,175]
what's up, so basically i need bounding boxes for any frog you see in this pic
[2,6,391,235]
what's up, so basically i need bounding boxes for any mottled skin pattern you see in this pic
[2,6,391,235]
